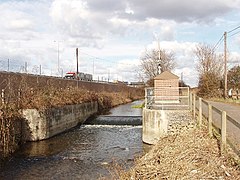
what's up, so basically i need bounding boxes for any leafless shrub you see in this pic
[195,43,224,98]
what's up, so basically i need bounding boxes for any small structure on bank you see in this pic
[143,71,190,145]
[154,71,179,103]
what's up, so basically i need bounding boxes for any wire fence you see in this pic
[0,59,59,77]
[0,58,139,83]
[0,71,143,106]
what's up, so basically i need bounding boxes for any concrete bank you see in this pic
[22,101,98,141]
[142,108,193,144]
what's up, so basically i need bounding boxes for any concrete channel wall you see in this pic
[142,108,192,144]
[142,108,168,144]
[22,101,98,141]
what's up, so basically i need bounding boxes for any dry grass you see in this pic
[107,126,240,180]
[0,87,138,111]
[0,87,142,160]
[210,97,240,106]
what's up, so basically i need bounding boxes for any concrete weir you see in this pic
[22,101,98,141]
[142,108,168,145]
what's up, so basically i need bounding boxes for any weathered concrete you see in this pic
[22,101,98,141]
[142,108,193,144]
[142,108,168,144]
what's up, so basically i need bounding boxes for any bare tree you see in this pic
[140,48,175,81]
[195,44,223,76]
[227,65,240,89]
[195,43,224,97]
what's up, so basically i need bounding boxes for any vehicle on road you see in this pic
[64,72,92,81]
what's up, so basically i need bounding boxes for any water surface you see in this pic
[0,100,144,180]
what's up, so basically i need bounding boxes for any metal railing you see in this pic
[145,87,190,110]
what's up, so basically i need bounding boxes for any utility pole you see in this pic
[157,37,161,61]
[25,62,27,73]
[181,72,183,86]
[7,59,9,71]
[108,69,110,82]
[224,32,227,98]
[54,40,61,74]
[76,48,79,75]
[92,59,94,76]
[39,65,42,75]
[155,34,161,74]
[57,42,59,73]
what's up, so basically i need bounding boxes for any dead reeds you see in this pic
[110,126,240,179]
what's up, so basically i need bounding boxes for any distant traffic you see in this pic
[64,72,93,81]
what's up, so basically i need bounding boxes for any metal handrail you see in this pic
[145,87,190,110]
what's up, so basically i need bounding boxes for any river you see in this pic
[0,100,145,180]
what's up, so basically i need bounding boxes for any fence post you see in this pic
[193,94,196,119]
[189,92,192,111]
[1,89,5,104]
[199,98,202,126]
[221,111,227,154]
[208,104,213,137]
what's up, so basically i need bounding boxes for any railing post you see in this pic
[221,111,227,154]
[198,98,202,126]
[189,92,192,111]
[193,94,196,119]
[208,104,213,137]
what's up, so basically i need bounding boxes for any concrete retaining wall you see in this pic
[142,108,168,144]
[142,108,192,144]
[22,101,98,141]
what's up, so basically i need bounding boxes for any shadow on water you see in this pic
[0,100,148,180]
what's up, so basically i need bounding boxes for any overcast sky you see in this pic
[0,0,240,86]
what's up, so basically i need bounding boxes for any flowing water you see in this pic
[0,100,146,180]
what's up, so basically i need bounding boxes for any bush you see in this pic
[198,72,222,98]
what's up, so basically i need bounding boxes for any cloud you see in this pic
[48,0,240,50]
[8,19,33,30]
[128,0,237,22]
[1,0,240,86]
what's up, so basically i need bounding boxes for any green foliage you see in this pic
[131,103,144,108]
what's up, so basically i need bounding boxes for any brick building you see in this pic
[154,71,179,103]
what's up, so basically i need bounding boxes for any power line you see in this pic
[80,50,139,66]
[213,34,224,51]
[229,30,240,38]
[213,25,240,51]
[227,25,240,34]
